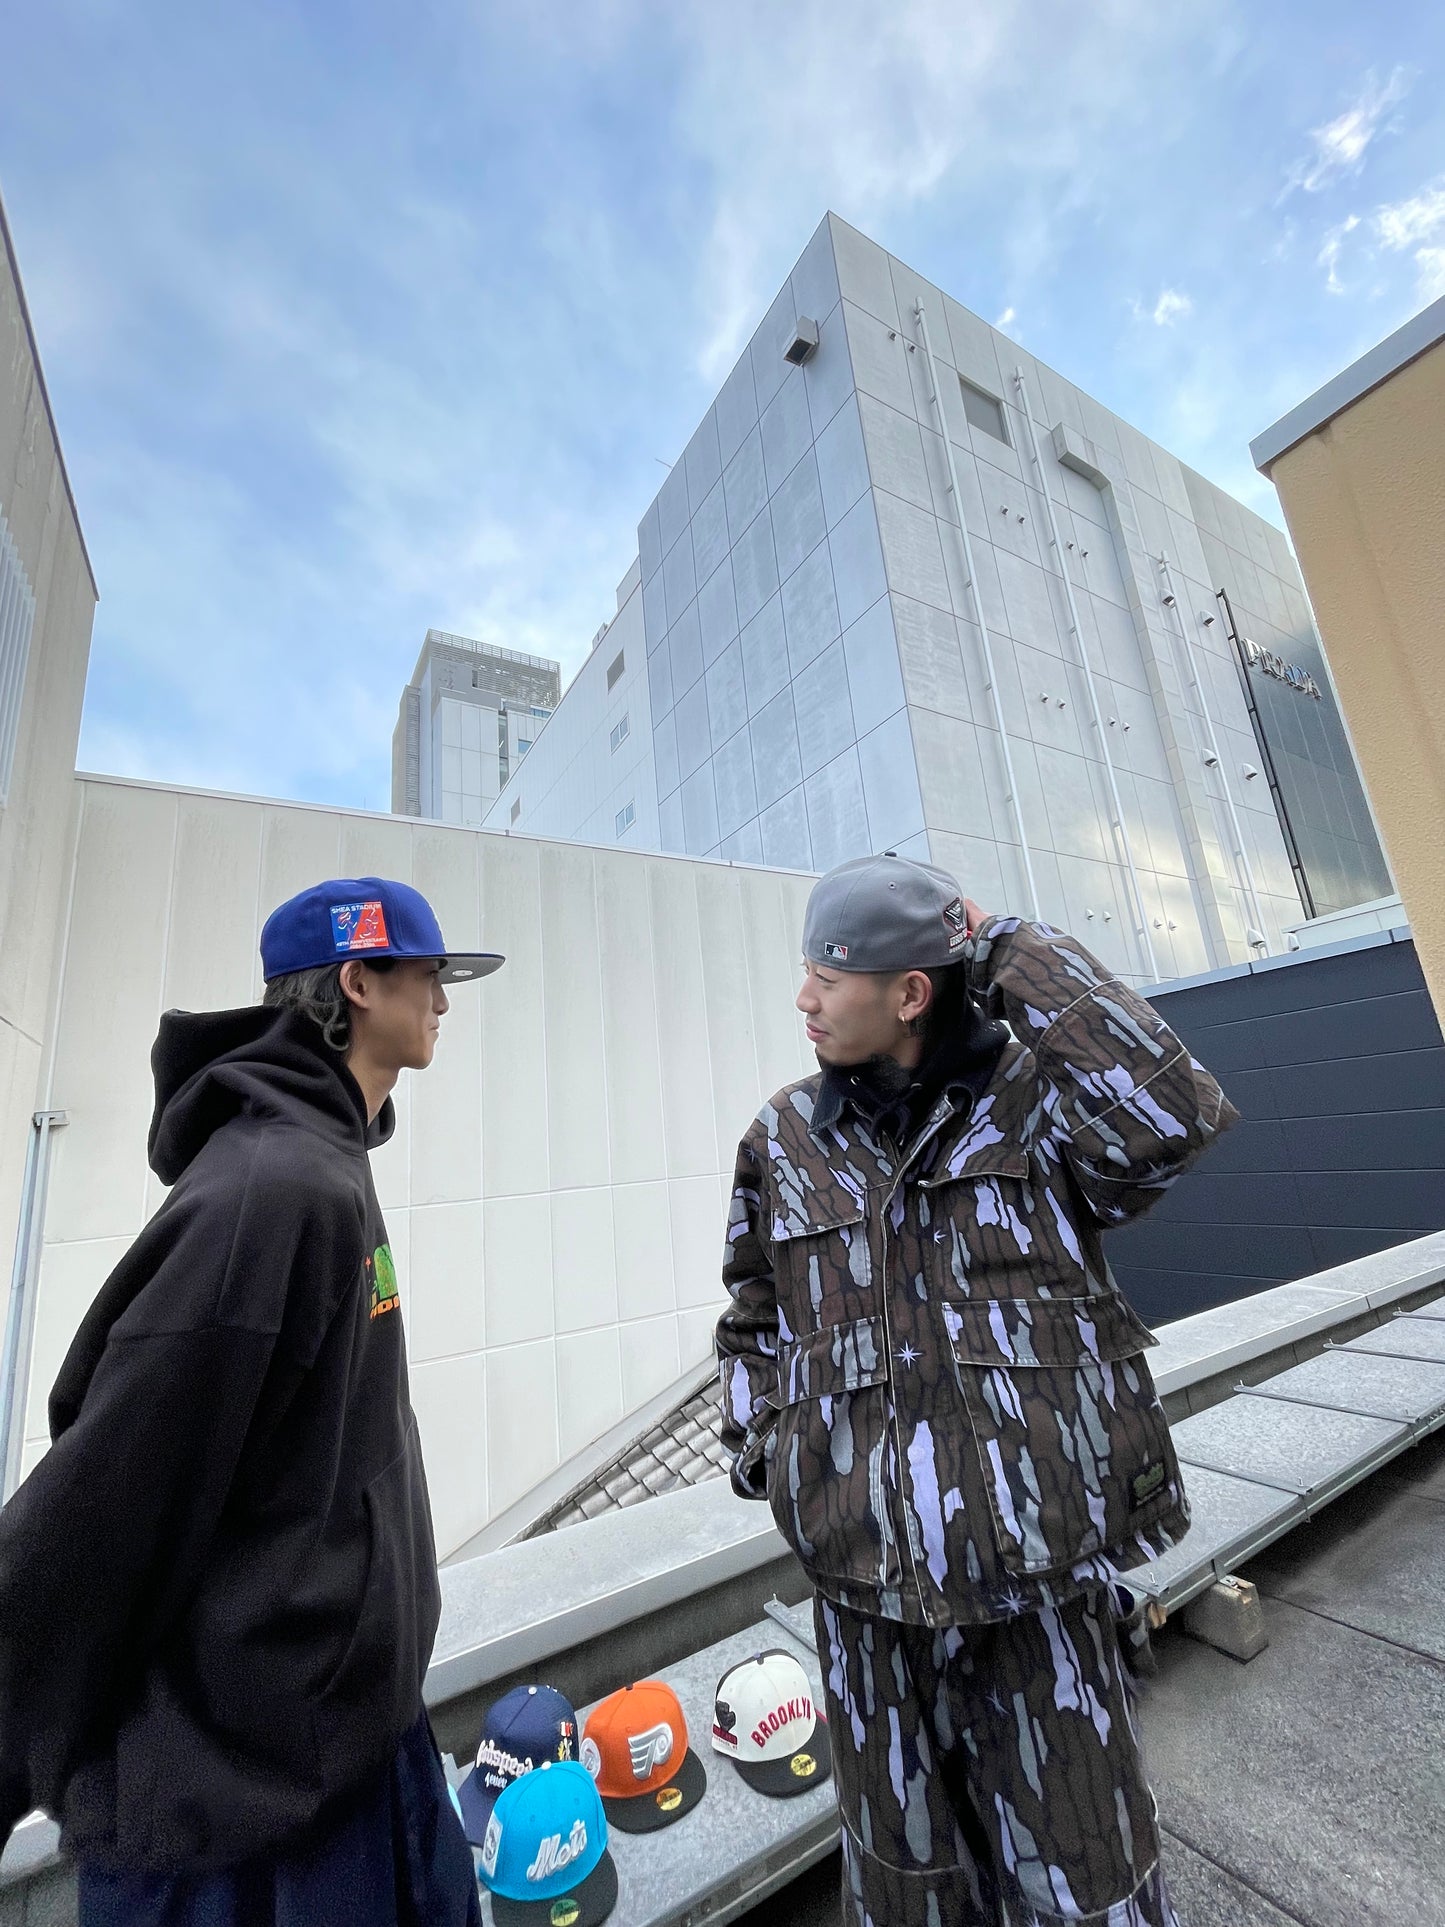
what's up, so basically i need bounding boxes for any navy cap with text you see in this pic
[802,853,970,973]
[260,876,504,984]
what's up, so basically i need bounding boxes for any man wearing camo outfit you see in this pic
[716,853,1236,1926]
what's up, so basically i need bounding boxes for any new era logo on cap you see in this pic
[476,1760,617,1927]
[581,1680,707,1834]
[712,1650,832,1799]
[458,1683,581,1846]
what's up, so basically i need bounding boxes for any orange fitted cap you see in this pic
[579,1681,707,1833]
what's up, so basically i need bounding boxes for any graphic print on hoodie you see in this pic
[0,1006,441,1873]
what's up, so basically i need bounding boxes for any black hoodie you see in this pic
[0,1006,440,1872]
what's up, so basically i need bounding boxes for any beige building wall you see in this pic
[0,194,99,1457]
[1255,307,1445,1014]
[24,779,815,1557]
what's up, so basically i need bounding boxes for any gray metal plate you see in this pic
[472,1618,840,1927]
[1171,1393,1406,1496]
[1130,1464,1301,1607]
[1245,1349,1445,1424]
[1342,1318,1445,1365]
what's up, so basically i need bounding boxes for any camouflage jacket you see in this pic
[715,917,1238,1628]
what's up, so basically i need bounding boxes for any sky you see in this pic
[1,1,1442,812]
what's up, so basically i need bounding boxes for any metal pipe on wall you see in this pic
[0,1109,66,1500]
[1157,553,1269,950]
[1011,368,1159,982]
[911,300,1040,918]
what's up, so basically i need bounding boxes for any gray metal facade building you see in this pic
[392,629,559,825]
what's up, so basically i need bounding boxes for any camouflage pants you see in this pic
[813,1588,1178,1927]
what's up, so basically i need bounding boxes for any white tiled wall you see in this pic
[28,782,816,1556]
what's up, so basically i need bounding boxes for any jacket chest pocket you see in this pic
[770,1193,873,1332]
[947,1294,1183,1578]
[770,1315,901,1592]
[923,1163,1089,1300]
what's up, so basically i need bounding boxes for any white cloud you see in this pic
[1281,66,1412,198]
[1417,248,1445,304]
[1317,214,1361,294]
[993,305,1019,337]
[1374,179,1445,250]
[1131,288,1192,326]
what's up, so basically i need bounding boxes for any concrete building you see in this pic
[1252,293,1445,1016]
[489,214,1388,985]
[0,191,99,1493]
[391,629,560,826]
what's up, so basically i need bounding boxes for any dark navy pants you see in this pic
[77,1713,481,1927]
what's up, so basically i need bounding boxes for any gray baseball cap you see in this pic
[803,854,971,973]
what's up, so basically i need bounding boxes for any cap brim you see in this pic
[731,1720,832,1798]
[599,1745,707,1833]
[437,953,506,983]
[456,1769,501,1847]
[489,1848,618,1927]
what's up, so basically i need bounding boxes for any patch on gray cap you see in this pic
[803,854,969,973]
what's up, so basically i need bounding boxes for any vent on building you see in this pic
[606,649,625,690]
[783,316,820,365]
[615,800,635,837]
[609,714,630,752]
[0,512,37,805]
[959,375,1009,445]
[510,797,521,824]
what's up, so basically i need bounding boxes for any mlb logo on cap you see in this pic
[579,1680,707,1833]
[712,1650,831,1798]
[458,1683,581,1846]
[477,1760,617,1926]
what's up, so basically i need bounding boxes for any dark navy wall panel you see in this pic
[1107,935,1445,1327]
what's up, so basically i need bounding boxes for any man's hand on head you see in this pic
[962,899,989,935]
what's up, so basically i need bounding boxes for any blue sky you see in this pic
[2,2,1442,811]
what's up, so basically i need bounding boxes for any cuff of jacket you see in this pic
[728,1418,776,1501]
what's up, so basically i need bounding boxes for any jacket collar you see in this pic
[809,1035,1035,1182]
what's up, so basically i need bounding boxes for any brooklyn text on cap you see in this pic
[712,1650,832,1798]
[802,853,970,974]
[477,1760,618,1927]
[458,1683,580,1846]
[260,876,505,984]
[579,1680,707,1833]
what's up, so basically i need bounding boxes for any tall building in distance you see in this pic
[479,213,1390,985]
[392,630,560,826]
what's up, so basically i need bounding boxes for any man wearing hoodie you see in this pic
[717,854,1237,1927]
[0,877,501,1926]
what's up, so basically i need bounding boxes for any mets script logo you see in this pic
[367,1245,400,1321]
[330,899,390,953]
[528,1820,588,1883]
[628,1721,674,1779]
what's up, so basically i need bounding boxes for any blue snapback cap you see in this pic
[260,877,504,985]
[477,1759,617,1926]
[458,1683,581,1845]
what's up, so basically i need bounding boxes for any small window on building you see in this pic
[609,713,630,752]
[615,800,636,837]
[959,375,1009,445]
[0,513,37,804]
[510,797,521,824]
[517,738,532,754]
[606,649,625,690]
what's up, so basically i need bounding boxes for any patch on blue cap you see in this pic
[330,900,390,953]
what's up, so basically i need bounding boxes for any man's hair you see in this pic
[917,961,972,1041]
[262,958,396,1054]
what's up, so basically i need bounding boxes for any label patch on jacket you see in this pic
[1131,1459,1167,1509]
[367,1244,400,1320]
[330,899,390,952]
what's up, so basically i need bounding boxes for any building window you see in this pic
[517,738,532,754]
[959,375,1008,445]
[0,512,37,805]
[606,649,625,690]
[609,714,630,753]
[510,797,522,824]
[615,800,636,837]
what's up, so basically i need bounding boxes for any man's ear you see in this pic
[900,970,934,1024]
[338,960,370,1010]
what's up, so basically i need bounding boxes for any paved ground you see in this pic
[747,1423,1445,1924]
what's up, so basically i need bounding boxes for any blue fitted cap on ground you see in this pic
[260,876,504,984]
[458,1683,581,1845]
[477,1759,617,1926]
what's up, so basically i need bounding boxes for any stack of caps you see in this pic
[711,1650,832,1796]
[461,1683,618,1925]
[580,1680,707,1831]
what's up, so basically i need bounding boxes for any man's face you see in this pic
[796,957,909,1067]
[356,959,449,1072]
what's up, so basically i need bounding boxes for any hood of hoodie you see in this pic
[148,1005,396,1185]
